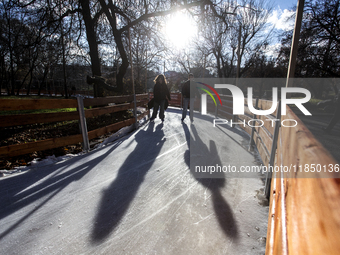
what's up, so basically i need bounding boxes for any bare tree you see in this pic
[278,0,340,79]
[196,0,273,78]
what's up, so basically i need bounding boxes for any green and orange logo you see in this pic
[196,82,223,106]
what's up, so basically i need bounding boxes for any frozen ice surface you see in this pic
[0,107,268,255]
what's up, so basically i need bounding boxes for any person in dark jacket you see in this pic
[181,73,194,122]
[150,74,171,122]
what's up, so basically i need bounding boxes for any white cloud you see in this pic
[268,9,295,31]
[264,43,281,58]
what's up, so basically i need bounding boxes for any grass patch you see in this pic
[0,95,78,115]
[0,108,78,116]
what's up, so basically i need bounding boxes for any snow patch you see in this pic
[1,117,149,177]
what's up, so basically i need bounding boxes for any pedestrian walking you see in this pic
[150,74,171,122]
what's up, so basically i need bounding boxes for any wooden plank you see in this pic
[257,114,276,137]
[217,109,233,119]
[243,105,254,117]
[0,111,79,127]
[266,177,277,255]
[0,118,137,157]
[272,177,285,255]
[85,103,134,118]
[143,93,181,107]
[207,99,216,113]
[243,97,256,106]
[218,105,233,116]
[136,100,148,107]
[88,118,135,140]
[253,131,270,167]
[136,94,149,100]
[244,99,278,118]
[258,99,278,117]
[236,116,252,135]
[0,99,147,128]
[266,121,286,255]
[282,107,340,255]
[83,95,134,107]
[219,95,232,101]
[0,98,77,111]
[83,94,148,108]
[266,106,340,255]
[0,134,83,157]
[256,126,273,154]
[169,99,181,107]
[237,114,273,160]
[170,93,181,100]
[220,98,233,108]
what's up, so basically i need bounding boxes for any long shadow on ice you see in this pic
[0,139,123,240]
[91,122,165,243]
[183,122,239,240]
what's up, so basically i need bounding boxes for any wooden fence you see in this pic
[149,93,182,108]
[198,95,277,167]
[1,88,94,97]
[2,91,340,253]
[0,94,149,157]
[200,94,340,255]
[266,106,340,255]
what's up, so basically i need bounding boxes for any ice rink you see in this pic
[0,107,269,255]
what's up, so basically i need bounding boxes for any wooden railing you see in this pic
[1,89,94,97]
[200,94,340,255]
[149,92,182,107]
[0,94,149,157]
[266,106,340,255]
[197,95,278,167]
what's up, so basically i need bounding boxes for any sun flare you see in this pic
[164,13,197,49]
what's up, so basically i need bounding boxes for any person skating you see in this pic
[150,74,171,122]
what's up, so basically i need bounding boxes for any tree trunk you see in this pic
[80,0,102,97]
[115,32,128,93]
[38,66,49,96]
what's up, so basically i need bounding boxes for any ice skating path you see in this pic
[0,107,268,255]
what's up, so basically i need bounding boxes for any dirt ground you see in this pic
[0,111,133,170]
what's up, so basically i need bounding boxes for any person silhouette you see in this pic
[150,74,171,122]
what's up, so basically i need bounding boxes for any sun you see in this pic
[163,12,197,49]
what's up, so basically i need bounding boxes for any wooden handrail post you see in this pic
[265,101,281,199]
[77,96,90,152]
[249,98,259,151]
[148,93,151,119]
[133,94,138,129]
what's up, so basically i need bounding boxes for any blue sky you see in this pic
[267,0,300,32]
[272,0,298,11]
[264,0,300,56]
